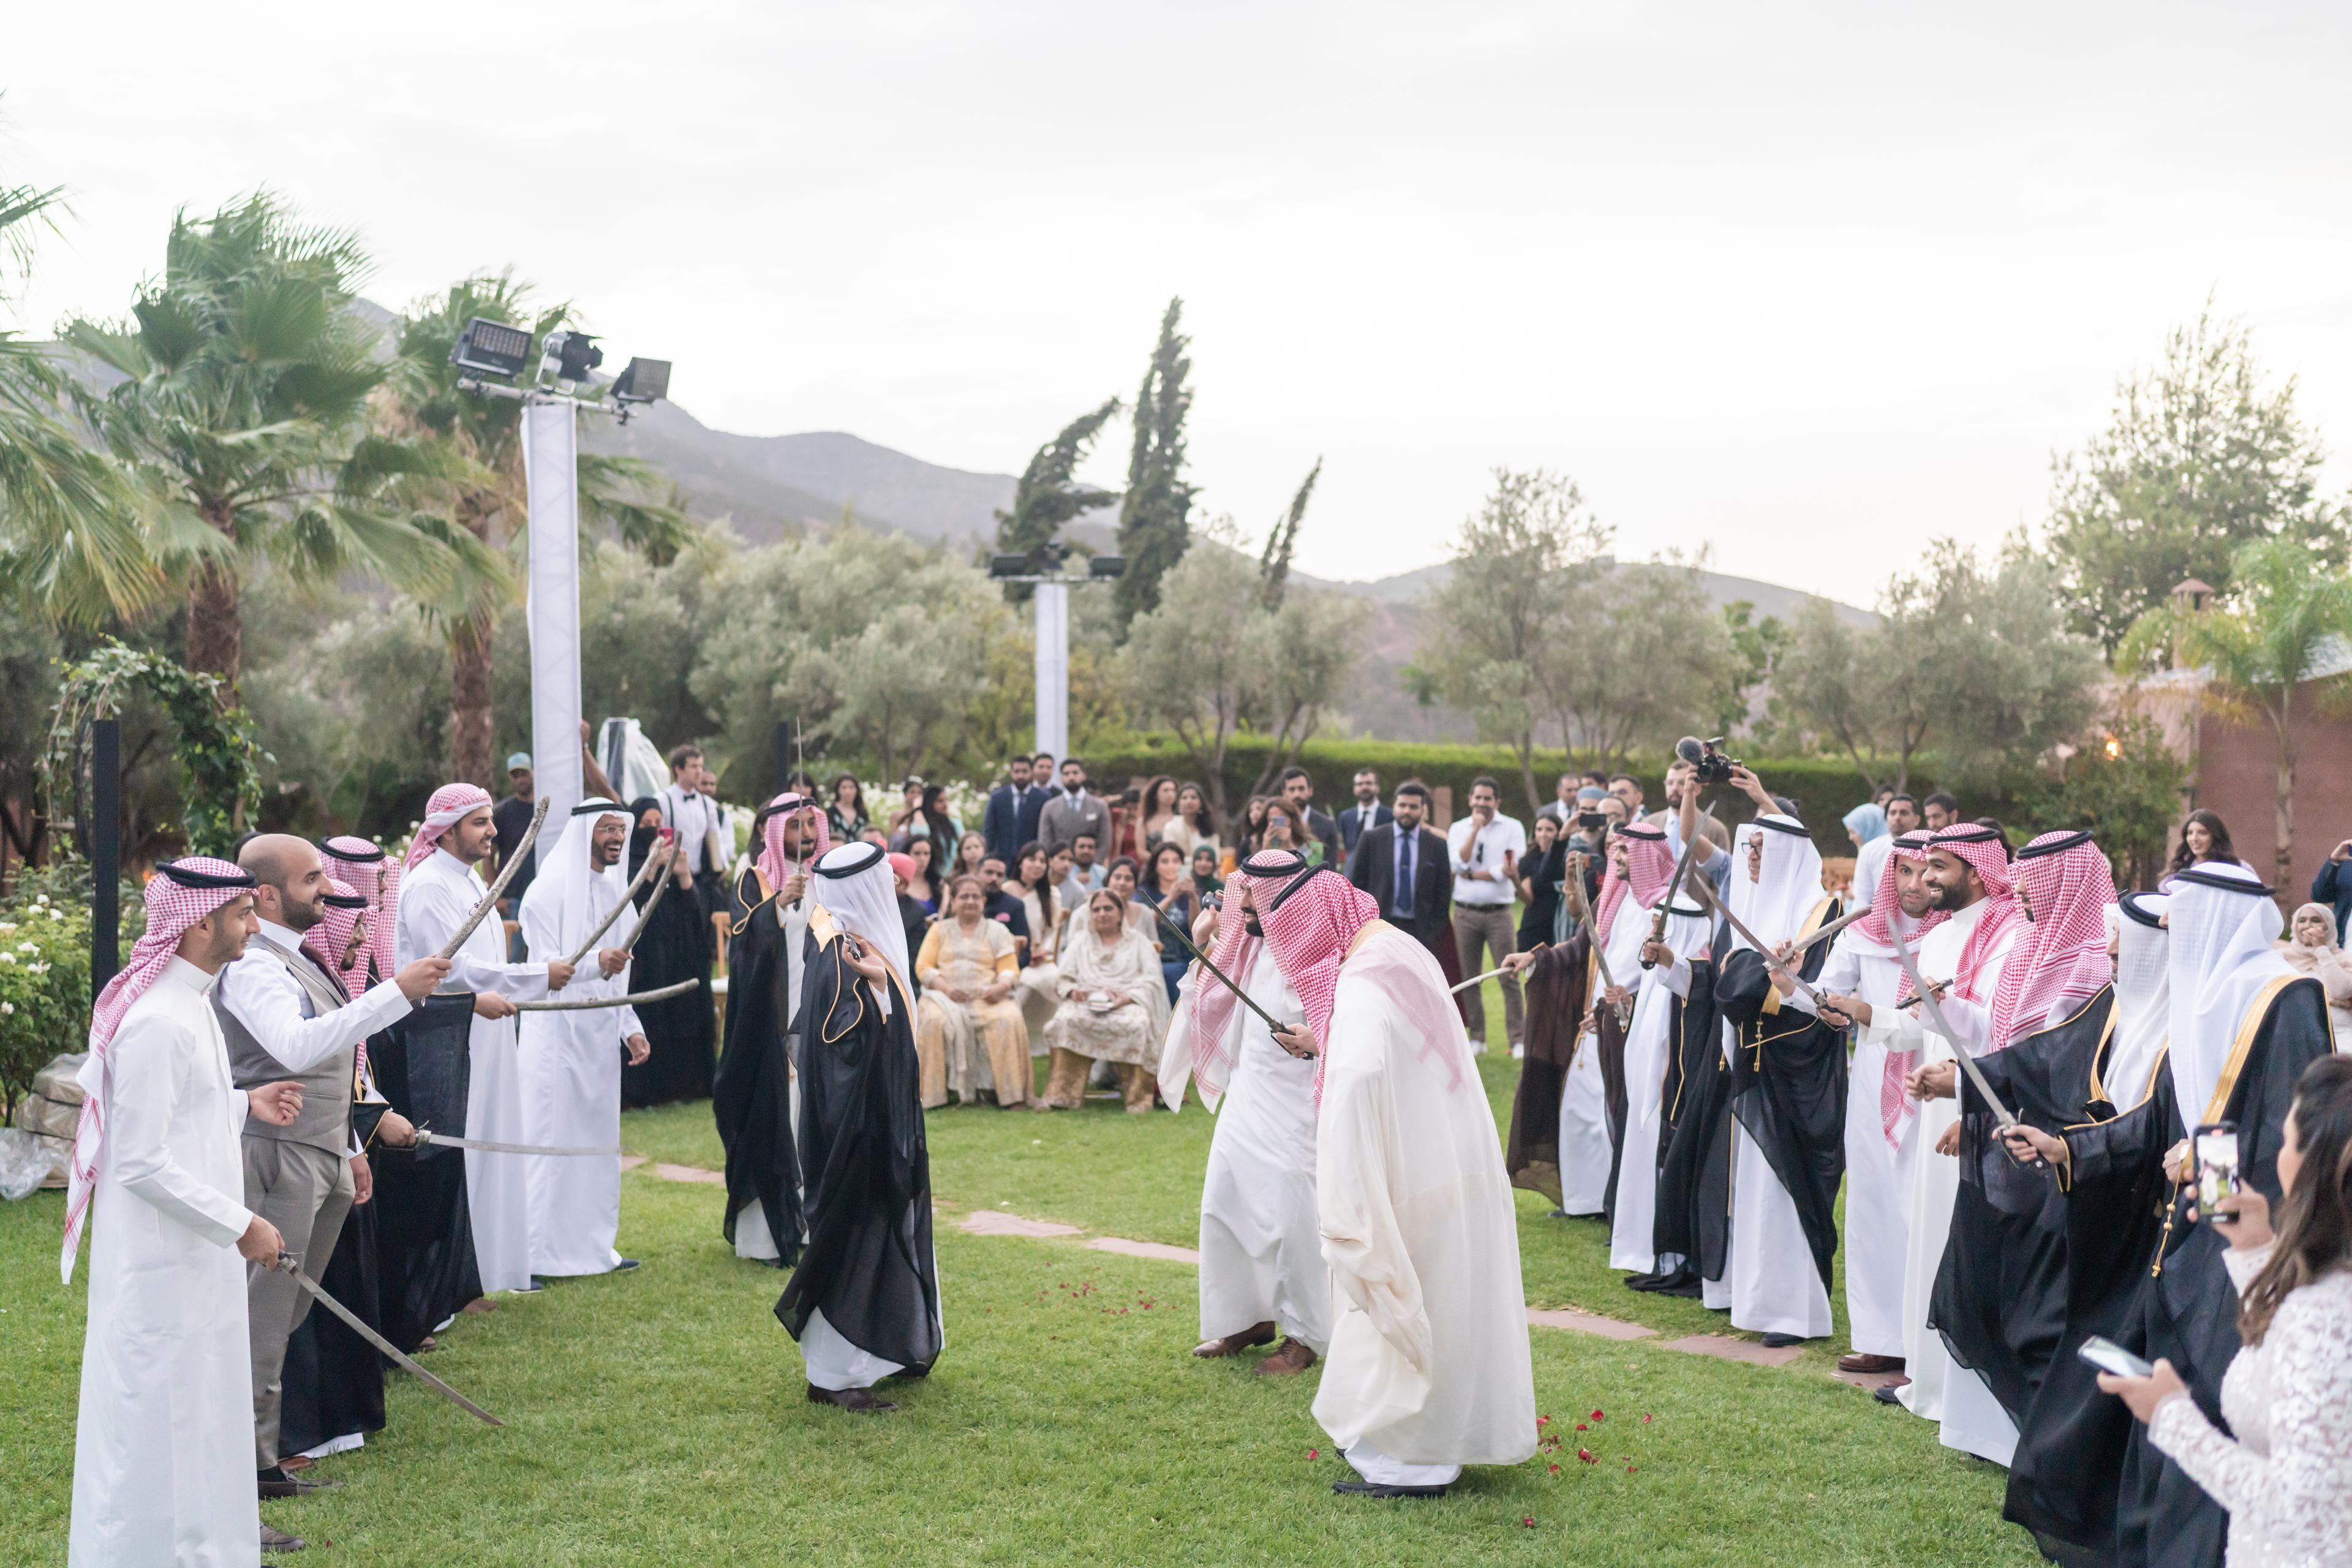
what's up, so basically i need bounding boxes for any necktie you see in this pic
[1396,831,1414,916]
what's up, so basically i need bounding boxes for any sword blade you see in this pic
[1153,907,1289,1035]
[615,853,678,956]
[514,978,701,1012]
[414,1130,623,1156]
[1644,816,1708,963]
[1792,902,1870,955]
[1449,965,1506,996]
[435,796,550,965]
[284,1259,503,1427]
[565,840,667,965]
[1885,929,2023,1131]
[1690,879,1820,1005]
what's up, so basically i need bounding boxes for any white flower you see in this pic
[0,952,17,964]
[16,941,36,953]
[0,922,15,933]
[45,908,64,921]
[32,894,47,906]
[1,1000,13,1014]
[26,962,48,975]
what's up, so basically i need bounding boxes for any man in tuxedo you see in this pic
[1346,780,1451,953]
[1016,752,1055,850]
[1278,767,1344,867]
[1336,768,1392,857]
[981,756,1033,864]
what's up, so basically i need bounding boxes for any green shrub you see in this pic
[0,862,143,1118]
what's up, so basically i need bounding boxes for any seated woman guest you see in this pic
[2093,1056,2352,1566]
[1039,889,1172,1113]
[1137,775,1182,853]
[2278,902,2352,1049]
[951,829,988,883]
[903,836,940,912]
[1169,782,1219,859]
[1189,843,1224,901]
[913,875,1031,1109]
[1012,842,1063,1039]
[1103,856,1157,946]
[1134,842,1199,1001]
[824,774,870,845]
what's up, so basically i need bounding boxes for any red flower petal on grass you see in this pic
[1626,1464,1637,1474]
[1548,1463,1560,1474]
[1575,1422,1588,1431]
[1308,1447,1319,1460]
[1591,1409,1605,1420]
[1522,1517,1536,1528]
[1642,1413,1654,1423]
[1577,1448,1595,1464]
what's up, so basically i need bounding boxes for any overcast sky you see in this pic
[11,2,2352,596]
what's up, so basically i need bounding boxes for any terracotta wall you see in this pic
[2190,685,2352,891]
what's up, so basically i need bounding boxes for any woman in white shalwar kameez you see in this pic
[517,801,648,1278]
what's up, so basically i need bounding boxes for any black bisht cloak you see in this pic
[774,913,943,1376]
[1507,926,1592,1208]
[368,992,482,1350]
[621,810,716,1107]
[712,866,805,1264]
[277,1172,386,1457]
[1715,894,1846,1295]
[1936,987,2112,1433]
[2035,974,2329,1568]
[1640,922,1730,1295]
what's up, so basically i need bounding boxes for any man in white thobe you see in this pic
[1809,831,1937,1377]
[67,858,306,1566]
[516,800,649,1278]
[1253,862,1534,1497]
[394,783,575,1295]
[1877,824,2024,1463]
[1607,821,1698,1279]
[1161,849,1330,1374]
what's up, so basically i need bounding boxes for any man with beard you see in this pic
[394,784,578,1296]
[777,842,943,1412]
[216,834,445,1501]
[1254,863,1534,1496]
[516,799,648,1280]
[715,793,827,1265]
[1811,830,1939,1381]
[1607,819,1702,1283]
[1158,849,1329,1376]
[1877,822,2026,1462]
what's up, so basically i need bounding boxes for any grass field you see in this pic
[1,992,2040,1566]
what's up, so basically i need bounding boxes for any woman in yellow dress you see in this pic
[914,874,1033,1108]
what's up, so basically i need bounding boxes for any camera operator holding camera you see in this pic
[1649,743,1735,895]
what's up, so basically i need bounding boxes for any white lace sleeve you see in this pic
[2146,1273,2352,1563]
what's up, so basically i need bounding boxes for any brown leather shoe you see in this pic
[1253,1338,1319,1376]
[277,1454,314,1474]
[1193,1321,1278,1359]
[462,1296,497,1314]
[806,1382,898,1413]
[1838,1352,1905,1374]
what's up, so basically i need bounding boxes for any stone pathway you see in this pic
[626,1155,1855,1381]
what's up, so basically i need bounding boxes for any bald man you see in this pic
[215,835,447,1496]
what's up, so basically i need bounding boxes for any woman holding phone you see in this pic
[2073,1057,2352,1565]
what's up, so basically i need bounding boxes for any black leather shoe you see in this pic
[258,1466,342,1498]
[1333,1480,1449,1498]
[1758,1332,1805,1348]
[1873,1383,1904,1405]
[806,1382,898,1413]
[612,1257,641,1272]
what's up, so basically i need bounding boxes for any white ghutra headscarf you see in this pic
[516,799,632,957]
[812,842,912,1014]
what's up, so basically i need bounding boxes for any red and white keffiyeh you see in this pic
[61,857,255,1282]
[403,783,492,875]
[756,791,828,892]
[1989,830,2117,1049]
[321,835,396,995]
[1185,849,1308,1104]
[303,876,373,1002]
[1847,831,1942,1147]
[1594,824,1676,945]
[1926,824,2022,1003]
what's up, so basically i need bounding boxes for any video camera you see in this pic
[1675,735,1740,788]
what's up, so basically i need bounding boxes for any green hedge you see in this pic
[0,863,145,1118]
[1076,734,1985,859]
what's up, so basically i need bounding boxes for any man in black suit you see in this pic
[1015,752,1054,850]
[1278,766,1344,867]
[1347,780,1450,951]
[981,755,1033,864]
[1336,767,1392,857]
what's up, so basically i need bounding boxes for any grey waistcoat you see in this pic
[216,941,357,1157]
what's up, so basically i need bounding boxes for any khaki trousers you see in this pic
[244,1137,355,1468]
[1450,903,1523,1048]
[1042,1049,1156,1112]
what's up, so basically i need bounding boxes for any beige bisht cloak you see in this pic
[1311,924,1537,1466]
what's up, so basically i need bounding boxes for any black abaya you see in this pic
[276,1193,386,1457]
[774,923,942,1374]
[621,823,717,1107]
[1642,944,1730,1295]
[713,867,804,1264]
[367,995,482,1351]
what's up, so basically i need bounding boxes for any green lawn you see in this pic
[1,1006,2037,1565]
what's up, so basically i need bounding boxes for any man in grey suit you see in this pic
[1037,756,1113,859]
[216,835,447,1498]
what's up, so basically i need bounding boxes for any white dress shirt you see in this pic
[1448,812,1527,908]
[218,919,414,1156]
[662,784,728,875]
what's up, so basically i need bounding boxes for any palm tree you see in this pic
[2125,537,2352,888]
[0,176,159,625]
[59,192,453,696]
[380,273,696,783]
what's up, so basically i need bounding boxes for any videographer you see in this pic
[1649,746,1734,894]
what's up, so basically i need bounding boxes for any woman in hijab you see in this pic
[620,798,716,1107]
[1039,888,1172,1112]
[1844,800,1891,911]
[2276,901,2352,1048]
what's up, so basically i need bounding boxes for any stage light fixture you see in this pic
[989,554,1031,579]
[612,357,671,405]
[450,316,533,379]
[539,330,603,386]
[1088,554,1127,579]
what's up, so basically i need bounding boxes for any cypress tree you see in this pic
[992,395,1122,601]
[1113,296,1198,630]
[1257,456,1321,611]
